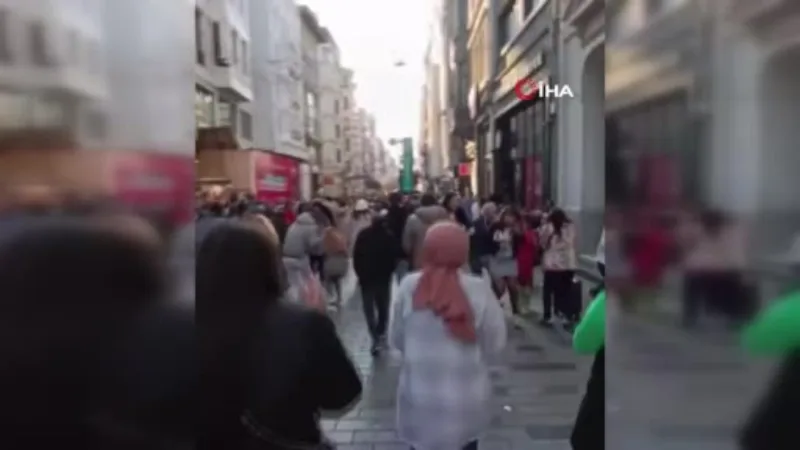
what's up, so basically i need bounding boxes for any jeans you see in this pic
[361,282,391,342]
[412,441,478,450]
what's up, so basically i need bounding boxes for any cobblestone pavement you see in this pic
[322,278,590,449]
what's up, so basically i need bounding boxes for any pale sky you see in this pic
[299,0,432,159]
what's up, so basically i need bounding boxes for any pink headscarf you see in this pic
[412,222,476,343]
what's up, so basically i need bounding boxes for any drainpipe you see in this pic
[549,0,562,204]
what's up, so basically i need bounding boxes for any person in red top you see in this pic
[282,200,297,226]
[516,212,542,314]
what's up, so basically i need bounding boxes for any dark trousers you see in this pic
[682,270,751,326]
[361,282,391,341]
[412,441,477,450]
[542,270,575,320]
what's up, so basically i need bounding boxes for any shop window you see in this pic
[29,20,52,67]
[239,110,252,140]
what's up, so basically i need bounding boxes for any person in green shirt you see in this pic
[570,290,605,450]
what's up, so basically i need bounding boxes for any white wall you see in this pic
[250,0,305,160]
[105,0,195,155]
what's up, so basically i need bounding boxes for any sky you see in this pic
[299,0,432,159]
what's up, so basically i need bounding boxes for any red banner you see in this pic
[254,152,299,204]
[112,152,194,225]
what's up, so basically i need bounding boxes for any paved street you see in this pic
[323,274,590,449]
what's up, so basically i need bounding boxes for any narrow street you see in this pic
[323,273,589,449]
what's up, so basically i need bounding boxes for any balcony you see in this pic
[728,0,798,37]
[563,0,604,32]
[212,64,253,102]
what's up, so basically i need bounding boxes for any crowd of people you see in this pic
[0,184,793,450]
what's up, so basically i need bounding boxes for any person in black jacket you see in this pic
[739,351,800,450]
[469,202,497,276]
[386,192,410,281]
[352,211,397,356]
[197,221,362,449]
[570,347,604,450]
[442,192,471,229]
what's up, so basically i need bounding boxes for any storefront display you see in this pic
[112,152,194,225]
[254,152,300,204]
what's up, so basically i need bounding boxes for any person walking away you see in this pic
[679,209,749,328]
[442,192,471,229]
[461,189,478,223]
[402,193,449,270]
[349,199,372,252]
[539,208,578,325]
[516,213,542,314]
[321,207,350,310]
[353,210,397,356]
[488,207,524,315]
[469,202,497,276]
[197,221,362,449]
[386,193,410,282]
[389,222,507,450]
[282,204,326,308]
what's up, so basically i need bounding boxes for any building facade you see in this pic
[0,0,110,149]
[423,39,445,184]
[316,38,346,194]
[445,0,474,194]
[491,0,554,207]
[299,5,326,196]
[251,0,304,158]
[466,0,497,197]
[557,0,604,254]
[194,0,254,146]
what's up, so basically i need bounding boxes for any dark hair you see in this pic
[526,213,542,229]
[196,221,285,444]
[548,208,570,236]
[420,193,437,206]
[441,192,458,212]
[700,209,726,236]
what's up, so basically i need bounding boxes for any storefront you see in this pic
[468,83,492,197]
[112,152,195,225]
[605,1,710,209]
[492,20,552,208]
[253,151,301,204]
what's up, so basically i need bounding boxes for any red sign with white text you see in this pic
[254,152,299,204]
[112,153,194,224]
[458,162,471,177]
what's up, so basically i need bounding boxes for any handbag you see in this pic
[241,411,336,450]
[323,254,349,279]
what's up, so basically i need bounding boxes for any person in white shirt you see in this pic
[390,222,507,450]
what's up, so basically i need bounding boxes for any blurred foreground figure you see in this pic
[0,218,193,449]
[197,221,361,449]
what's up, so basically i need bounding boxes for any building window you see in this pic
[231,30,238,65]
[212,21,223,62]
[343,97,348,110]
[335,124,341,138]
[0,8,11,63]
[195,8,204,65]
[523,0,543,16]
[344,138,350,152]
[195,87,215,127]
[239,110,252,140]
[29,21,52,66]
[336,149,342,163]
[497,3,520,50]
[334,100,339,113]
[241,40,248,74]
[646,0,664,16]
[218,101,234,127]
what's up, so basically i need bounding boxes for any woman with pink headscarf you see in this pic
[389,222,507,450]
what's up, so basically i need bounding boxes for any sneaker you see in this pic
[538,317,552,326]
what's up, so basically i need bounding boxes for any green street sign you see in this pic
[400,138,414,193]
